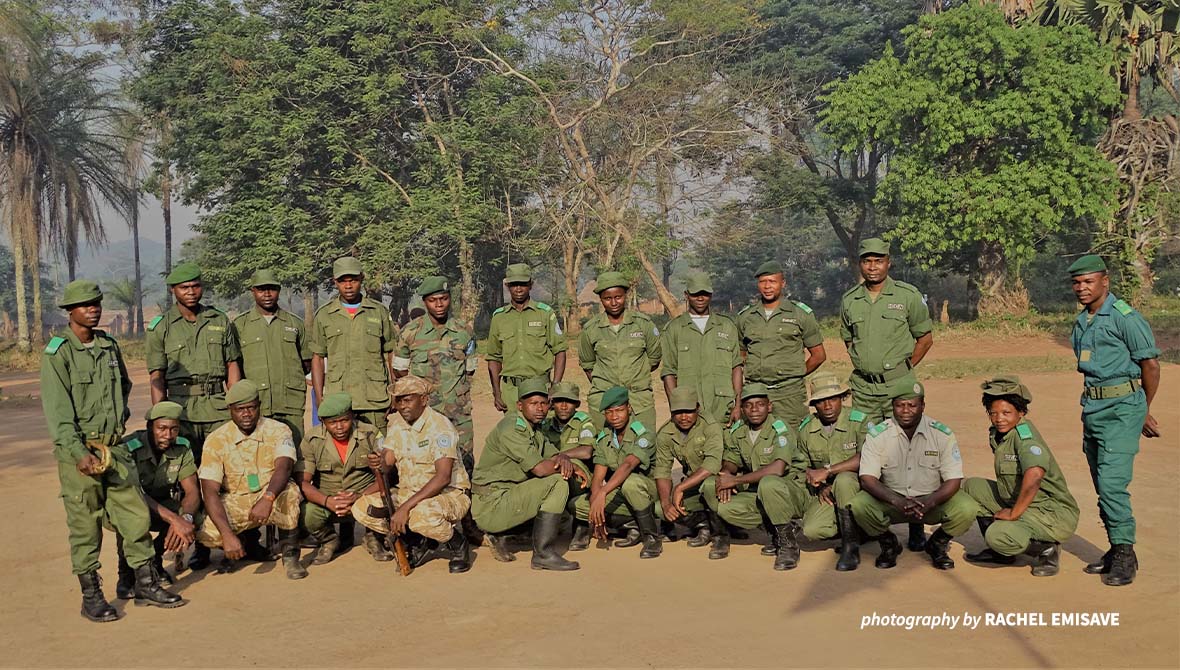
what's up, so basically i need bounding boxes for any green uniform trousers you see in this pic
[761,379,808,427]
[179,418,225,466]
[963,478,1078,556]
[801,471,862,541]
[472,475,569,534]
[850,370,918,425]
[657,479,711,520]
[301,500,346,537]
[850,489,979,537]
[701,475,807,529]
[354,409,389,434]
[1082,400,1144,545]
[564,461,592,515]
[115,504,206,558]
[269,412,305,452]
[573,473,658,521]
[59,457,154,574]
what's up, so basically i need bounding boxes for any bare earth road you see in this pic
[0,335,1176,668]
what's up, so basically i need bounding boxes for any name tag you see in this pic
[924,450,939,457]
[417,439,430,448]
[1003,454,1018,461]
[208,325,225,332]
[247,473,261,492]
[629,332,644,338]
[367,317,380,324]
[717,331,730,339]
[780,318,797,324]
[843,442,857,450]
[528,321,543,327]
[284,326,298,333]
[888,303,905,310]
[762,447,772,454]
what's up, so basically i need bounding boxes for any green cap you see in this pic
[685,273,713,295]
[890,378,925,400]
[332,257,364,279]
[549,381,581,403]
[668,387,699,413]
[594,271,629,294]
[145,400,183,422]
[808,372,850,404]
[517,377,550,401]
[248,269,281,288]
[858,238,890,257]
[165,262,201,286]
[504,263,532,284]
[317,392,353,420]
[754,261,781,278]
[225,380,260,406]
[58,280,102,309]
[417,275,451,298]
[600,386,629,411]
[741,383,770,400]
[1067,255,1107,276]
[981,375,1032,403]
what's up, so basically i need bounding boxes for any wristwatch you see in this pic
[181,513,194,523]
[263,490,277,502]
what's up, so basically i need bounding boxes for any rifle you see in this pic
[369,456,412,576]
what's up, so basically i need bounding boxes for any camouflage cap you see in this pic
[1067,254,1107,276]
[890,378,925,400]
[754,261,781,278]
[248,269,281,288]
[594,271,629,294]
[332,256,364,279]
[600,385,630,411]
[684,272,714,295]
[59,280,102,309]
[317,392,353,420]
[981,375,1032,403]
[549,381,581,404]
[417,275,451,298]
[808,372,850,404]
[858,238,890,257]
[517,376,551,401]
[225,380,260,406]
[504,263,532,284]
[165,262,201,286]
[668,387,700,413]
[390,375,434,398]
[741,383,770,400]
[145,400,183,422]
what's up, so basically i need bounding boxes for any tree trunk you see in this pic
[162,167,173,307]
[1122,52,1141,123]
[458,238,479,324]
[303,289,316,328]
[11,221,30,353]
[65,202,77,282]
[1131,241,1154,305]
[129,200,144,334]
[561,236,583,336]
[974,241,1029,317]
[636,248,683,317]
[28,216,43,345]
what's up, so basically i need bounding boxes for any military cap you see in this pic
[741,383,770,400]
[408,295,425,318]
[517,377,551,401]
[332,256,364,279]
[685,273,714,295]
[754,261,782,278]
[808,372,851,404]
[248,269,281,288]
[594,271,630,294]
[858,238,891,257]
[58,280,102,309]
[549,381,581,403]
[225,380,260,406]
[504,263,532,284]
[981,375,1032,403]
[1067,255,1107,276]
[668,387,700,413]
[417,275,451,298]
[390,375,434,398]
[600,386,630,411]
[890,378,925,400]
[317,392,353,420]
[145,400,183,422]
[165,261,201,286]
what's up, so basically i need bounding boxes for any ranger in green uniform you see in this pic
[963,376,1079,577]
[1068,255,1160,586]
[540,381,596,551]
[797,373,870,571]
[310,257,398,433]
[736,261,826,426]
[472,378,581,571]
[654,388,725,556]
[232,269,311,446]
[660,272,743,424]
[487,263,568,412]
[705,383,809,569]
[42,280,183,622]
[577,271,662,430]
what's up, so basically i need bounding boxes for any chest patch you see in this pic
[207,325,224,332]
[762,447,773,454]
[717,331,730,339]
[888,303,905,310]
[528,321,543,328]
[1003,454,1018,461]
[924,450,939,457]
[284,326,298,333]
[629,331,645,338]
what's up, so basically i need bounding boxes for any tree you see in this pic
[104,275,144,331]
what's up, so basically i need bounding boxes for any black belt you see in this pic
[854,361,912,385]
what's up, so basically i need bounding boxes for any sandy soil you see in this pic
[0,339,1176,668]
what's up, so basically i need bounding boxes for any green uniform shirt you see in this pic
[653,416,724,480]
[736,301,822,383]
[486,300,567,378]
[310,297,398,411]
[299,423,379,496]
[1070,293,1159,414]
[473,414,549,486]
[577,310,662,395]
[989,419,1078,517]
[393,315,476,401]
[124,431,197,503]
[724,414,807,485]
[840,278,932,375]
[592,421,655,474]
[146,305,241,422]
[540,410,598,458]
[660,312,741,404]
[232,307,311,417]
[797,408,869,469]
[40,330,133,464]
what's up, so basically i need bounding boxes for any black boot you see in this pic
[925,528,955,570]
[133,564,185,608]
[773,522,800,570]
[531,512,580,571]
[569,520,592,552]
[78,572,118,623]
[613,518,641,548]
[1101,544,1137,587]
[188,543,211,571]
[1083,547,1113,574]
[684,511,712,548]
[240,528,275,562]
[278,529,308,580]
[446,528,472,574]
[964,518,1016,564]
[486,533,516,562]
[706,512,730,560]
[310,529,340,566]
[835,506,861,572]
[115,539,135,600]
[634,508,663,559]
[906,522,927,552]
[875,530,901,569]
[1026,540,1060,577]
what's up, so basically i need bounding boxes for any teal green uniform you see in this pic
[703,415,808,529]
[963,419,1079,555]
[797,408,869,540]
[232,307,311,446]
[573,421,658,522]
[540,411,596,508]
[653,416,724,518]
[472,414,568,533]
[310,297,398,432]
[486,300,567,407]
[1071,293,1159,545]
[577,311,662,429]
[659,312,742,422]
[736,301,823,425]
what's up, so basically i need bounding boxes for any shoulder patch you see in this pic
[930,420,953,435]
[492,305,508,315]
[771,419,788,435]
[738,304,752,315]
[1015,423,1034,440]
[45,336,66,354]
[729,420,743,434]
[1113,299,1133,316]
[849,409,867,423]
[536,301,552,312]
[175,436,191,447]
[630,421,647,436]
[147,315,163,331]
[799,415,812,429]
[868,422,888,437]
[573,411,589,422]
[515,416,528,430]
[794,301,813,314]
[125,437,144,451]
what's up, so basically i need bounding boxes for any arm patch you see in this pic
[45,336,66,354]
[1015,423,1034,440]
[147,315,163,331]
[572,411,589,422]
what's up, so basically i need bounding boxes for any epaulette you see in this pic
[799,415,813,430]
[44,336,66,354]
[849,409,867,423]
[536,301,552,312]
[868,422,888,437]
[176,436,191,447]
[771,419,788,435]
[893,279,923,295]
[1015,423,1034,440]
[630,421,647,436]
[930,420,953,435]
[738,304,753,315]
[125,437,144,452]
[515,416,528,430]
[147,315,163,331]
[1113,299,1134,316]
[597,429,608,441]
[794,301,813,314]
[492,305,509,315]
[729,420,743,434]
[573,411,589,422]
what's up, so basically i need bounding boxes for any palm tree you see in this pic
[116,110,147,333]
[105,276,144,334]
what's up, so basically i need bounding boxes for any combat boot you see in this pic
[362,529,393,562]
[634,508,663,559]
[530,512,580,571]
[310,529,340,566]
[875,530,901,569]
[1101,544,1137,587]
[964,518,1016,564]
[446,528,472,574]
[906,522,927,552]
[115,540,135,600]
[835,506,861,572]
[187,543,211,571]
[278,529,308,580]
[773,522,800,571]
[1083,547,1112,574]
[569,519,592,552]
[486,533,516,562]
[133,564,185,608]
[706,512,730,560]
[1025,540,1060,577]
[78,572,118,623]
[613,517,641,548]
[684,511,712,548]
[925,528,955,570]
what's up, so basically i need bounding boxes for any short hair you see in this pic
[982,393,1029,415]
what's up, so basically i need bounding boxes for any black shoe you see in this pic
[447,529,472,574]
[133,564,185,608]
[760,522,777,556]
[773,522,800,571]
[311,530,339,566]
[115,541,135,600]
[1026,540,1060,577]
[705,512,730,560]
[278,529,308,580]
[964,518,1015,564]
[613,521,642,548]
[187,543,211,571]
[925,528,955,570]
[835,506,860,572]
[531,512,580,571]
[1101,544,1137,587]
[682,511,711,548]
[569,521,592,552]
[875,531,901,569]
[151,556,174,585]
[1083,547,1113,575]
[78,572,119,623]
[907,522,927,552]
[634,508,663,559]
[486,533,517,562]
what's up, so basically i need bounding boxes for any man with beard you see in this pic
[660,272,743,424]
[487,263,567,412]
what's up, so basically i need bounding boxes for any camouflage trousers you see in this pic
[432,398,474,477]
[352,487,470,543]
[196,482,302,548]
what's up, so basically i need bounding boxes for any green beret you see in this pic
[1067,254,1107,276]
[600,386,629,411]
[754,261,781,278]
[332,256,364,279]
[317,392,353,420]
[165,262,201,286]
[549,381,581,403]
[517,377,550,401]
[890,378,925,401]
[59,280,102,309]
[685,273,714,295]
[981,375,1032,403]
[225,380,260,406]
[417,275,451,298]
[504,263,532,284]
[668,387,699,412]
[858,238,890,257]
[594,271,629,294]
[248,269,281,288]
[741,383,770,400]
[145,400,183,422]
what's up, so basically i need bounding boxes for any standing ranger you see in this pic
[1068,255,1160,586]
[487,263,567,412]
[42,280,183,621]
[661,272,743,424]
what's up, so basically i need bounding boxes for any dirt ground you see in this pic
[1,335,1177,668]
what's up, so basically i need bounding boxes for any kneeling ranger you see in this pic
[654,388,725,554]
[540,381,596,551]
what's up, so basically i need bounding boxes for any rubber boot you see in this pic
[1026,540,1060,577]
[447,528,472,574]
[614,518,641,548]
[875,530,901,569]
[115,539,135,600]
[1101,544,1137,587]
[835,506,861,572]
[906,521,927,552]
[1083,547,1112,575]
[634,508,663,559]
[684,511,712,548]
[188,543,211,571]
[964,517,1016,564]
[486,533,516,562]
[925,528,955,570]
[707,512,730,560]
[773,522,800,571]
[362,529,393,562]
[133,564,185,608]
[279,529,308,580]
[530,512,580,571]
[569,519,592,552]
[310,529,340,566]
[78,572,118,623]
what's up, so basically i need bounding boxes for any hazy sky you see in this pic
[92,194,201,247]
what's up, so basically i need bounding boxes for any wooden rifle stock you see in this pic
[370,460,413,576]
